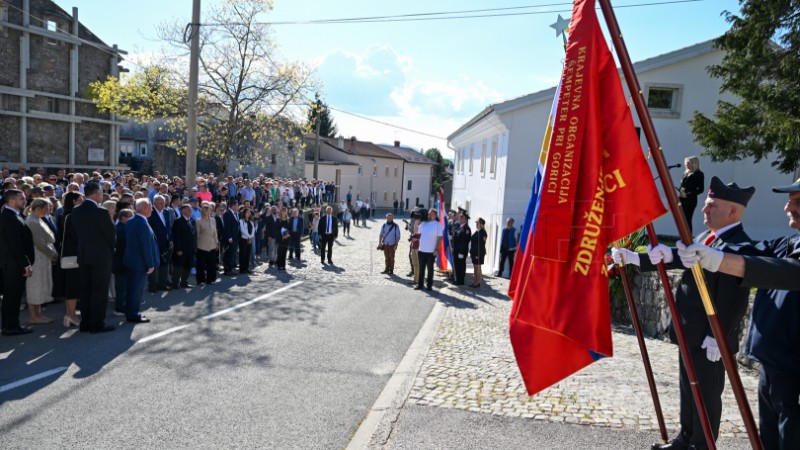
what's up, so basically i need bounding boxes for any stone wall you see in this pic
[610,269,757,368]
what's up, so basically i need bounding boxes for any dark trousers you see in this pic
[239,239,251,273]
[289,233,301,259]
[320,234,334,263]
[417,251,435,289]
[172,253,192,287]
[126,269,148,320]
[343,221,350,235]
[498,249,515,277]
[196,249,218,284]
[677,348,725,447]
[1,265,24,329]
[79,264,111,331]
[453,252,467,284]
[758,366,800,450]
[149,252,171,289]
[681,198,698,234]
[224,239,238,271]
[114,271,129,313]
[277,241,288,268]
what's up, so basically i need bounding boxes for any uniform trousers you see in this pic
[1,265,24,329]
[677,348,725,448]
[758,366,800,450]
[453,253,467,284]
[79,264,111,331]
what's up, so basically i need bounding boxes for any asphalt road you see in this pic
[0,274,436,449]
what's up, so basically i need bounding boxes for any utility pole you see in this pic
[313,111,321,179]
[186,0,201,188]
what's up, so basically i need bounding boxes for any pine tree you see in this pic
[307,93,339,138]
[689,1,799,174]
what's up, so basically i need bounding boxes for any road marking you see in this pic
[135,281,303,343]
[0,367,68,394]
[201,282,303,320]
[135,324,192,344]
[26,350,53,365]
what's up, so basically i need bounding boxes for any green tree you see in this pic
[424,148,450,193]
[307,93,338,138]
[689,1,800,174]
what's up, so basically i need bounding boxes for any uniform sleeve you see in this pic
[741,256,800,291]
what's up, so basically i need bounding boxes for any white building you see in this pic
[448,38,799,274]
[379,141,437,211]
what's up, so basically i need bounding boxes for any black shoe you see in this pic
[157,284,172,291]
[89,325,115,334]
[2,327,33,336]
[413,285,422,290]
[127,316,151,324]
[407,272,414,277]
[328,260,333,265]
[380,269,389,274]
[180,283,193,288]
[652,440,689,450]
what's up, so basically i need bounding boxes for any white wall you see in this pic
[403,163,433,210]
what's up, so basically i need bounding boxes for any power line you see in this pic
[203,0,705,26]
[327,106,448,141]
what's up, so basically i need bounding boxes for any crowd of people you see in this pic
[0,166,341,335]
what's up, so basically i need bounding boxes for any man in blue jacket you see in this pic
[124,199,160,324]
[496,218,518,278]
[678,177,800,450]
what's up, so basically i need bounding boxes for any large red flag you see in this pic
[509,0,667,395]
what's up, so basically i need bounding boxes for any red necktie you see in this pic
[703,233,716,245]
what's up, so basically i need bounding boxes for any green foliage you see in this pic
[689,0,800,174]
[424,148,450,193]
[307,93,338,138]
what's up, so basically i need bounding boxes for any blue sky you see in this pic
[55,0,740,155]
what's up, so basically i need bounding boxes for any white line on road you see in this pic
[201,282,304,320]
[0,367,68,394]
[135,281,304,343]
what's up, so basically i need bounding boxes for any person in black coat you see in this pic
[147,195,174,291]
[171,205,196,288]
[317,206,338,265]
[215,203,228,268]
[451,213,471,286]
[288,208,304,260]
[275,209,291,270]
[615,177,756,450]
[469,218,487,287]
[678,156,705,234]
[222,200,241,275]
[113,209,134,315]
[0,190,35,335]
[70,183,116,334]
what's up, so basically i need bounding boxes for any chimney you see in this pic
[337,135,344,149]
[394,140,400,147]
[350,136,356,151]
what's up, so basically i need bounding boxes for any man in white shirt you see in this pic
[317,206,338,265]
[416,209,443,291]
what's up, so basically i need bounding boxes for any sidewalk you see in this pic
[374,273,759,449]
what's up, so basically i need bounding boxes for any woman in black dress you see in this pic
[58,192,83,327]
[238,208,255,274]
[275,207,291,271]
[678,156,704,233]
[469,217,488,288]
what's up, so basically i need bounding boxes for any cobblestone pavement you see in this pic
[406,273,761,442]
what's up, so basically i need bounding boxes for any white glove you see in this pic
[701,336,721,362]
[646,243,674,265]
[676,241,724,272]
[611,248,640,267]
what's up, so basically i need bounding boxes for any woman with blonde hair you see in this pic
[196,203,219,284]
[25,199,58,324]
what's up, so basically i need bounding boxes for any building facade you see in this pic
[0,0,126,171]
[379,141,436,211]
[449,39,798,273]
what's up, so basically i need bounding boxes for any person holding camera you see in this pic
[378,213,401,274]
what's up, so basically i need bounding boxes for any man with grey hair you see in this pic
[147,194,173,292]
[123,198,158,324]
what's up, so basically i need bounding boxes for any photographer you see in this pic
[378,213,401,275]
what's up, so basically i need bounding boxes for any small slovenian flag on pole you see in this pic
[437,188,452,272]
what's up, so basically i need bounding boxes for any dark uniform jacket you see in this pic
[452,223,471,258]
[640,224,755,352]
[70,200,115,267]
[172,216,197,259]
[741,233,800,376]
[0,207,34,270]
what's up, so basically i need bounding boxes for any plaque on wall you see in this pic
[88,148,105,162]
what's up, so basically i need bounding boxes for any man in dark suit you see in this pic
[123,199,159,323]
[71,182,116,333]
[264,206,280,267]
[222,200,241,275]
[288,208,303,260]
[451,212,471,285]
[171,205,196,288]
[215,203,228,270]
[0,190,34,336]
[318,206,338,265]
[496,218,518,278]
[615,177,756,450]
[147,195,173,292]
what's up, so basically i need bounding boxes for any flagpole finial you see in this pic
[550,14,571,38]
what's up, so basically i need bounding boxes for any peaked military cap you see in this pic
[772,178,800,194]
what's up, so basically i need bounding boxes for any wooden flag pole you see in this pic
[616,253,669,443]
[597,1,763,448]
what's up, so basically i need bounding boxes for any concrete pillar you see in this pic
[69,7,79,167]
[19,0,30,166]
